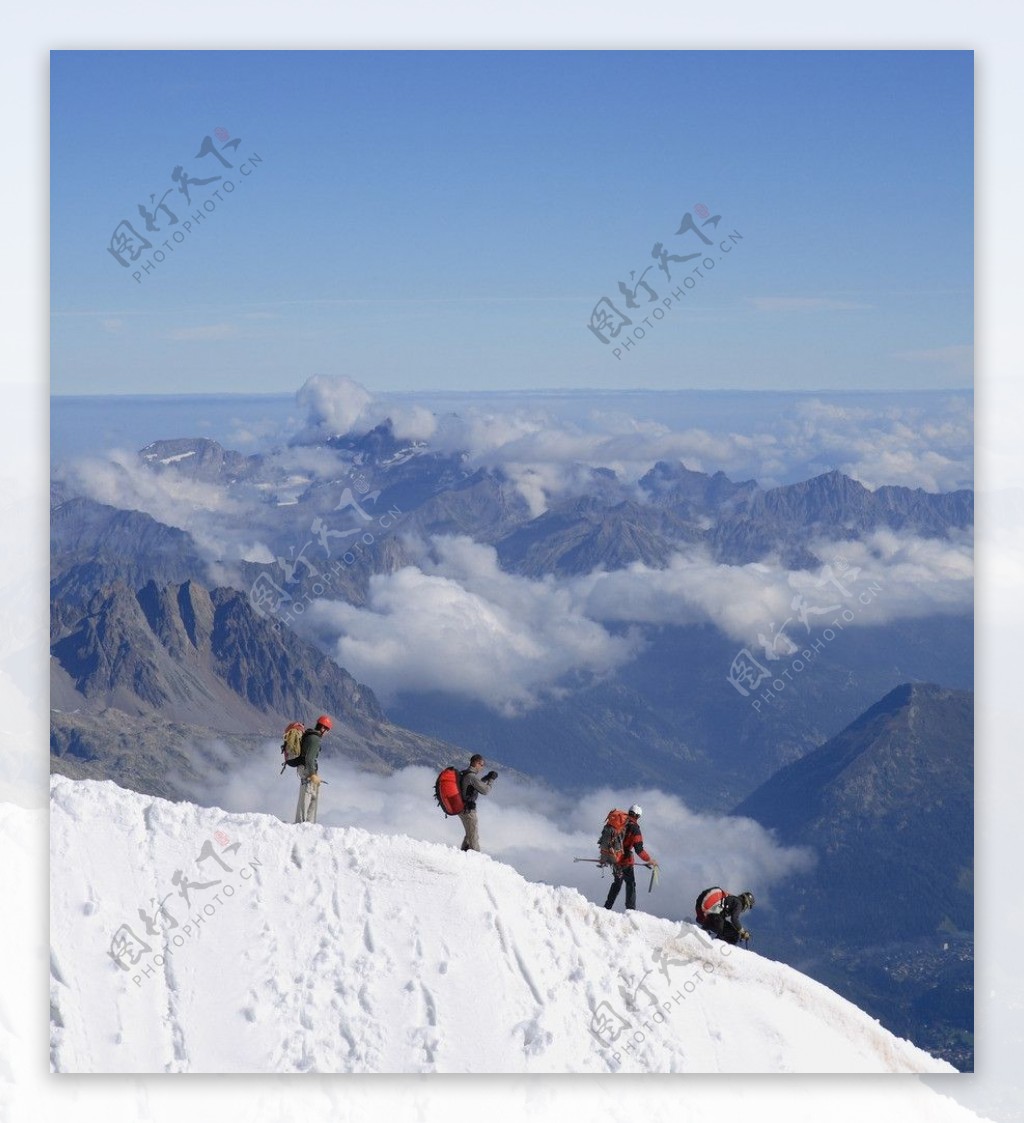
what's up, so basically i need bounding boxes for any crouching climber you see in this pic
[695,886,754,944]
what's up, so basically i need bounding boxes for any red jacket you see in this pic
[617,818,652,867]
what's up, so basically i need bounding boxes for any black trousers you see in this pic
[604,865,637,910]
[700,915,741,944]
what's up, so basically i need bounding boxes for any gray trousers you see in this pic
[294,767,320,824]
[458,809,480,851]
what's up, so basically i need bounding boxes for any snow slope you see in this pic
[50,775,956,1075]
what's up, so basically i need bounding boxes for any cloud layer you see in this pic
[302,530,972,713]
[290,377,972,514]
[308,536,642,715]
[420,393,973,512]
[573,530,975,642]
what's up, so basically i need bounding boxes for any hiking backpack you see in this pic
[695,886,727,922]
[598,809,629,864]
[281,722,306,768]
[434,766,467,817]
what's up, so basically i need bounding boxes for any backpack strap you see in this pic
[459,769,476,811]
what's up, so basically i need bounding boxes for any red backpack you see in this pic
[598,809,629,864]
[434,767,466,817]
[695,886,727,923]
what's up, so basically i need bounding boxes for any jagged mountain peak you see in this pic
[137,437,258,482]
[325,418,429,468]
[52,575,385,733]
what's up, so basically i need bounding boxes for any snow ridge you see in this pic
[49,776,955,1074]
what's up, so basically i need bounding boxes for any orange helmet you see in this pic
[316,714,333,731]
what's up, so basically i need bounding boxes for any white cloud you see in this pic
[68,448,242,533]
[240,541,276,564]
[295,374,438,443]
[786,398,973,492]
[307,536,642,715]
[386,403,438,442]
[296,374,374,437]
[573,553,794,641]
[573,531,974,648]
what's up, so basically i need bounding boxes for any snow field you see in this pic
[47,775,961,1076]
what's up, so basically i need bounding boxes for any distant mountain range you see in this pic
[117,425,972,577]
[399,426,971,572]
[52,421,973,806]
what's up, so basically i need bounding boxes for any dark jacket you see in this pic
[617,816,652,868]
[459,769,494,812]
[300,728,323,775]
[719,894,745,934]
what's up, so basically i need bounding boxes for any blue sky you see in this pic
[51,50,973,395]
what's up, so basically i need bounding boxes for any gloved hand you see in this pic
[483,770,498,782]
[307,773,322,785]
[738,928,751,941]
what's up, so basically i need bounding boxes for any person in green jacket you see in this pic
[294,715,332,824]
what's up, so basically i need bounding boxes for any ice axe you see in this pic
[573,857,612,878]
